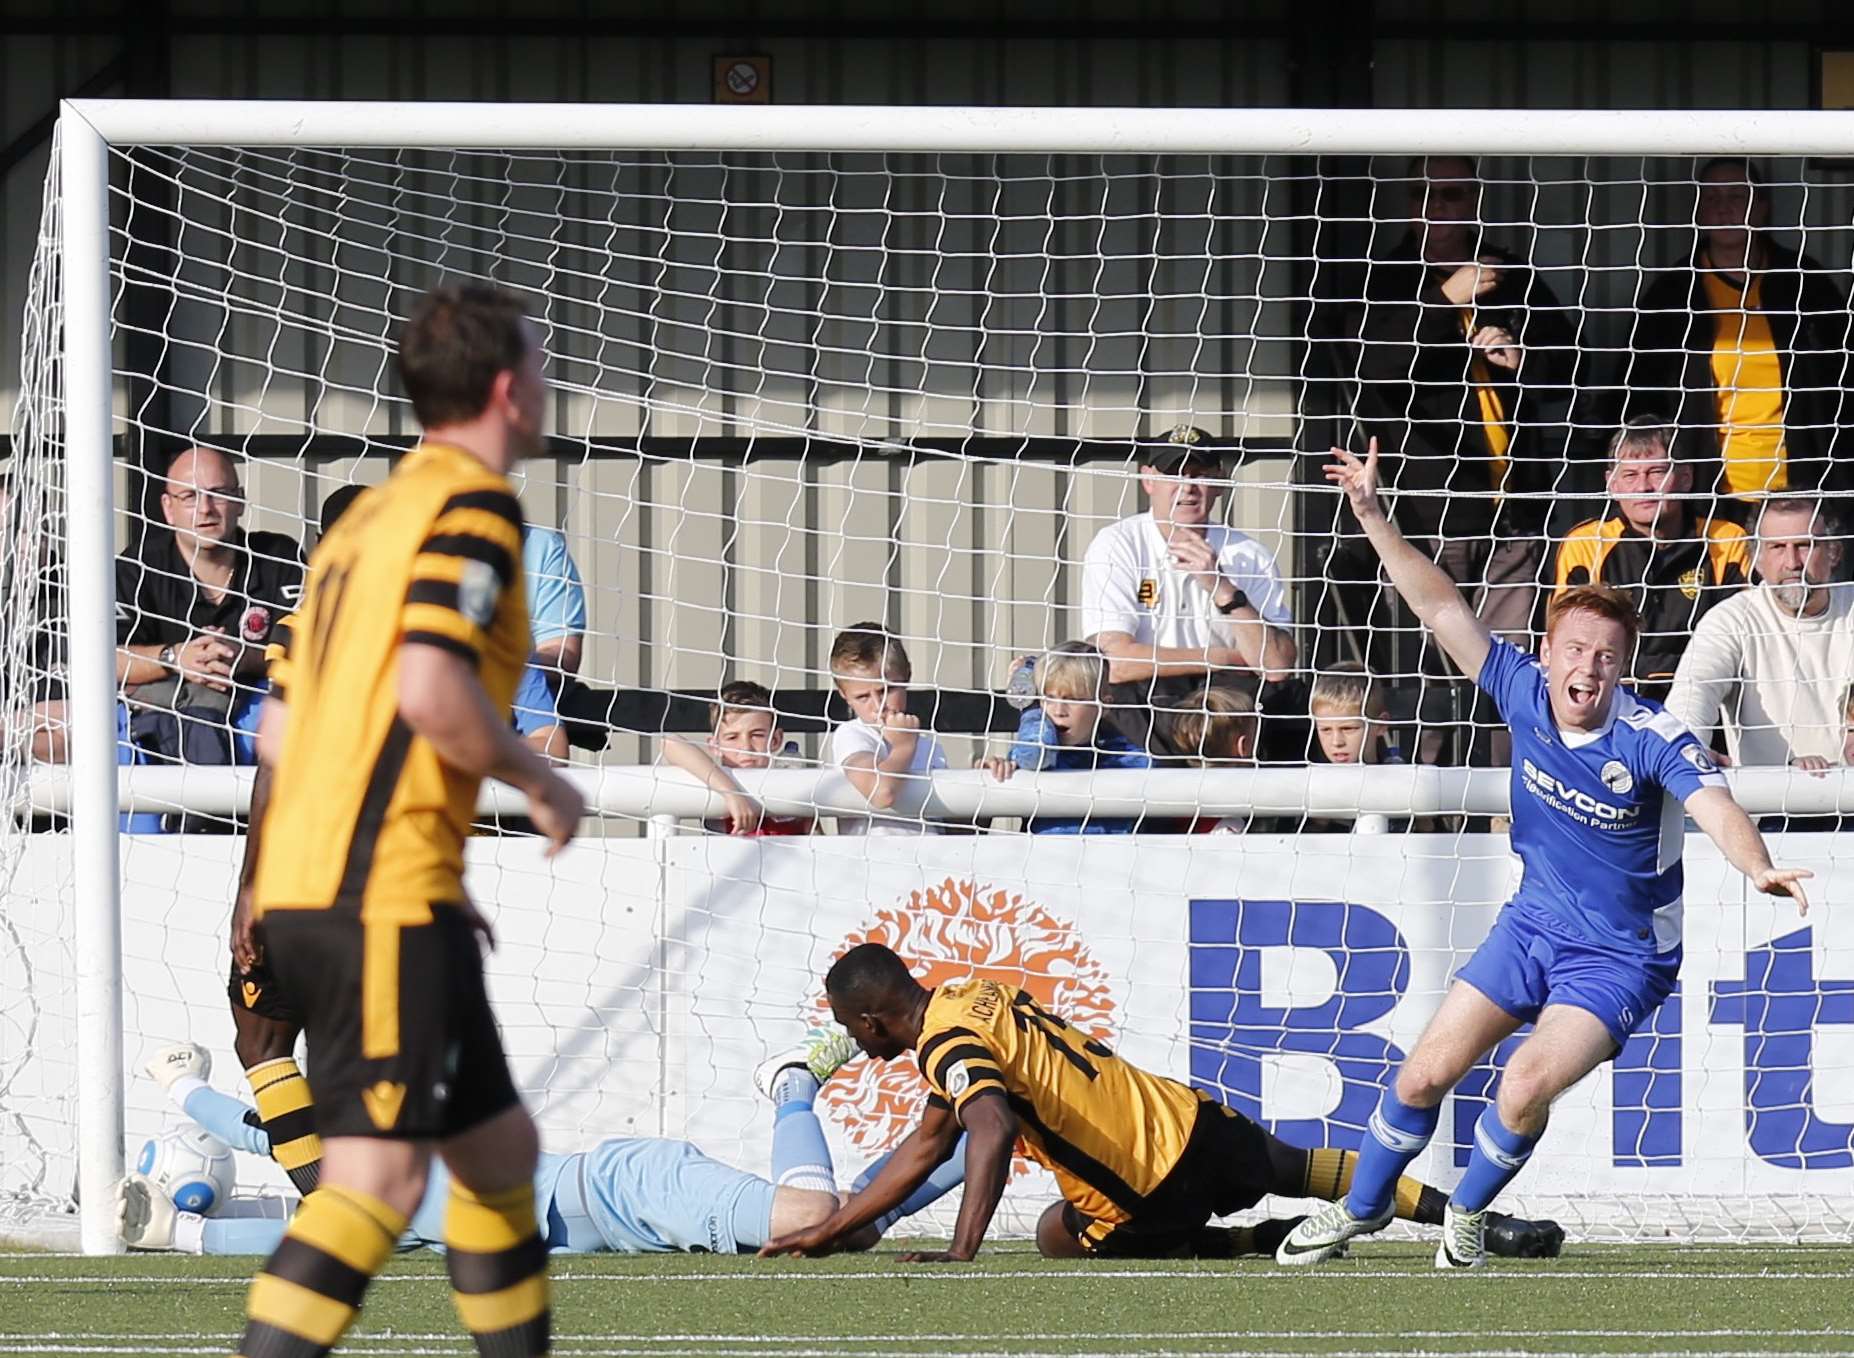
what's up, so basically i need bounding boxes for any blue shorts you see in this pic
[549,1138,774,1255]
[1455,905,1680,1051]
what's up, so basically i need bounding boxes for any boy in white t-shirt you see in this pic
[825,621,949,835]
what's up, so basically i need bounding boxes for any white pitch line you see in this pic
[2,1268,1847,1285]
[19,1330,1854,1346]
[9,1349,1854,1358]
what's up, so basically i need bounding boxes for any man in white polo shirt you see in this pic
[1666,496,1854,770]
[1080,425,1296,750]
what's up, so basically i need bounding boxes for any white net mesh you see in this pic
[1,125,77,1242]
[6,127,1854,1246]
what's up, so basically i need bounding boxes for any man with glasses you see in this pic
[115,445,305,771]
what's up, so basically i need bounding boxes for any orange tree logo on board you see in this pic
[813,876,1116,1175]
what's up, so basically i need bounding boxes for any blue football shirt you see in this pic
[1479,638,1726,955]
[522,525,586,646]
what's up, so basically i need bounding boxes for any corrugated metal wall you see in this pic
[2,3,1848,769]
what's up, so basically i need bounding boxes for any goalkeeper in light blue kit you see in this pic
[1279,439,1812,1270]
[119,1031,963,1258]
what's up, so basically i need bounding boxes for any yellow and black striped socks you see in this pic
[1303,1147,1355,1202]
[246,1058,324,1196]
[234,1185,404,1358]
[445,1180,551,1358]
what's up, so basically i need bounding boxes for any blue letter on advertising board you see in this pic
[1712,928,1854,1170]
[1187,898,1408,1149]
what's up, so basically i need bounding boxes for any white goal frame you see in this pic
[46,99,1854,1254]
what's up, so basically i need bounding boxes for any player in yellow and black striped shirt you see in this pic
[762,943,1564,1263]
[232,285,584,1358]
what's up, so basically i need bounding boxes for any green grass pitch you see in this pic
[4,1241,1853,1357]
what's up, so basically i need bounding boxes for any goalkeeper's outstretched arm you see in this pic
[1327,438,1493,681]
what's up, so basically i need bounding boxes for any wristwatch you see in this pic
[158,643,177,671]
[1215,589,1250,615]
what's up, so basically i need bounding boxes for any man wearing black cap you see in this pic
[1079,424,1296,753]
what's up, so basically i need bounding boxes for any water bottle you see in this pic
[1005,656,1039,711]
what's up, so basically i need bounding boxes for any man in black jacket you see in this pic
[1625,157,1853,520]
[1549,417,1752,703]
[115,446,305,768]
[1341,156,1579,648]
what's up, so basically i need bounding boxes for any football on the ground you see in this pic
[134,1126,235,1216]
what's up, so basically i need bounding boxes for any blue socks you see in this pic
[180,1085,272,1157]
[855,1134,969,1237]
[768,1070,836,1195]
[1346,1087,1440,1220]
[1451,1105,1540,1213]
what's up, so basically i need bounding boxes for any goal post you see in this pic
[13,100,1854,1254]
[53,109,126,1257]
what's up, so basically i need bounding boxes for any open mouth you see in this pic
[1567,681,1599,704]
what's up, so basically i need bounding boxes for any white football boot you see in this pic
[1435,1202,1487,1270]
[1275,1197,1393,1266]
[753,1025,857,1103]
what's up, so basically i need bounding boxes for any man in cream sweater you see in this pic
[1666,497,1854,769]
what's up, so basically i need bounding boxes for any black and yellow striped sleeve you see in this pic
[1708,521,1753,589]
[264,612,297,703]
[1553,521,1604,593]
[916,1024,1007,1119]
[400,489,525,666]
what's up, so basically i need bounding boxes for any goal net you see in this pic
[5,104,1854,1252]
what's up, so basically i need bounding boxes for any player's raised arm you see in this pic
[1328,438,1492,682]
[1684,785,1812,915]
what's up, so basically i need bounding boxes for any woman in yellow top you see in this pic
[1626,157,1852,519]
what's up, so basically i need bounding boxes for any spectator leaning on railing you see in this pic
[980,640,1152,835]
[1665,496,1854,771]
[1081,423,1295,751]
[825,622,950,835]
[660,679,814,837]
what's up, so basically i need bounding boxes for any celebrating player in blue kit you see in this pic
[1279,439,1812,1271]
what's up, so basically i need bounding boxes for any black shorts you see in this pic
[256,906,519,1141]
[228,950,304,1027]
[1065,1099,1277,1257]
